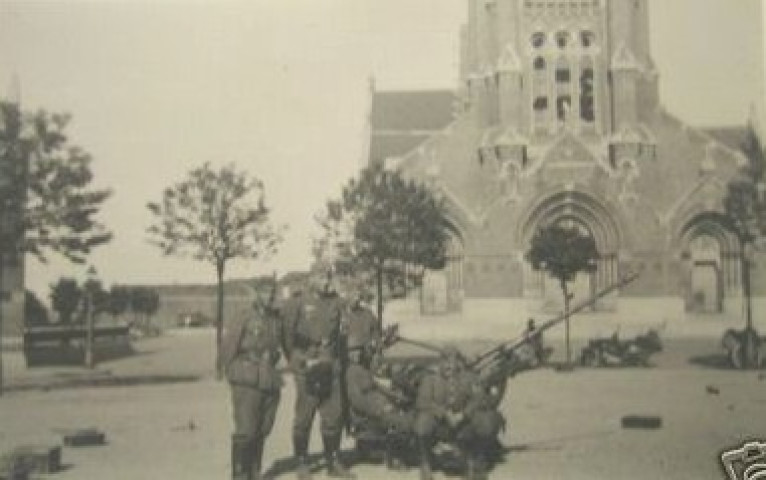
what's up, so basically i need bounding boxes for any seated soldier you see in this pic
[346,344,413,469]
[414,347,504,480]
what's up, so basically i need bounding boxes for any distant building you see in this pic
[365,0,765,319]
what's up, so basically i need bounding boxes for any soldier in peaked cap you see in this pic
[219,284,283,480]
[283,270,355,480]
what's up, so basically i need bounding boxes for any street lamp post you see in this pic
[84,266,97,369]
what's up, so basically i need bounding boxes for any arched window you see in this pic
[555,31,570,49]
[581,30,595,48]
[533,56,546,71]
[531,32,546,48]
[579,58,595,122]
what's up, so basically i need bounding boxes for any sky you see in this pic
[0,0,763,299]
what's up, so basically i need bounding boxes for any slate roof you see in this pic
[368,89,457,164]
[702,126,748,152]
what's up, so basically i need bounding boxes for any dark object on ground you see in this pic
[579,329,663,367]
[621,415,662,429]
[0,445,61,477]
[705,385,720,395]
[721,327,763,370]
[23,324,133,367]
[62,428,106,447]
[0,454,29,480]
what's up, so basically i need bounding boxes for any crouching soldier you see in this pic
[219,288,284,480]
[346,344,413,469]
[414,347,504,480]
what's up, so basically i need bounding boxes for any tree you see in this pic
[315,163,450,325]
[25,290,50,326]
[722,126,766,368]
[526,224,599,367]
[49,278,83,325]
[0,101,112,263]
[106,285,131,322]
[146,162,283,367]
[0,100,112,394]
[129,287,160,328]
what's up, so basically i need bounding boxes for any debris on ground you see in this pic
[620,415,662,429]
[62,428,106,447]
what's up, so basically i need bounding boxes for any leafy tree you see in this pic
[722,127,766,368]
[0,100,112,394]
[146,162,283,365]
[315,163,449,325]
[83,277,109,320]
[49,278,83,324]
[526,224,599,366]
[129,287,160,328]
[106,285,131,321]
[24,290,50,326]
[0,101,112,264]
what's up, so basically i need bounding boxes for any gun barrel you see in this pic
[469,271,640,368]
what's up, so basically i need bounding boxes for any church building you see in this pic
[365,0,765,319]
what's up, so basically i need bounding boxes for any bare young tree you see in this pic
[146,162,283,371]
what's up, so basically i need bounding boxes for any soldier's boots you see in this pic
[293,434,313,480]
[232,434,252,480]
[322,434,356,479]
[384,433,407,471]
[465,453,487,480]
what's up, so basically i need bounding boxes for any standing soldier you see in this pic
[283,271,355,480]
[414,347,504,480]
[345,289,381,358]
[219,283,283,480]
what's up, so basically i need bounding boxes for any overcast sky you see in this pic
[0,0,763,298]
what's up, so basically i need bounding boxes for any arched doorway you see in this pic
[679,214,739,313]
[421,229,464,314]
[519,191,621,310]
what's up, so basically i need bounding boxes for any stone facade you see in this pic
[366,0,765,317]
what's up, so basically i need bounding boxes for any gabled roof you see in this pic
[368,89,456,165]
[701,126,748,152]
[370,90,457,131]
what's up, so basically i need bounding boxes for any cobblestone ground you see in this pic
[1,329,764,479]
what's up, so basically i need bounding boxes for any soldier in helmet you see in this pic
[219,282,283,480]
[414,346,504,480]
[283,270,355,480]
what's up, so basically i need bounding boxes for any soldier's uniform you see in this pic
[219,306,283,480]
[284,289,354,480]
[345,300,380,352]
[414,349,503,480]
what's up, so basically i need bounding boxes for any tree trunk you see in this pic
[376,263,384,331]
[0,252,4,397]
[215,259,226,375]
[739,237,758,368]
[561,279,572,367]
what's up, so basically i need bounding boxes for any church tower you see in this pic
[367,0,756,318]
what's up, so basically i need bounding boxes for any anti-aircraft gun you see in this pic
[469,271,640,405]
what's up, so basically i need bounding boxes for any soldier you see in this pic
[219,286,283,480]
[283,271,355,480]
[346,343,413,469]
[345,290,381,352]
[414,347,504,480]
